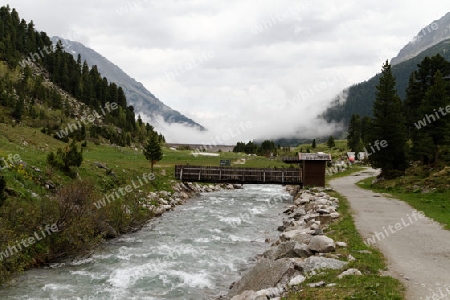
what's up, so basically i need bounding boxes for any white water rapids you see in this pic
[0,185,292,300]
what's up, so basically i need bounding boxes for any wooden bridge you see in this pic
[174,165,302,185]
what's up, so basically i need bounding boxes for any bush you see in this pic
[50,181,102,260]
[47,140,83,174]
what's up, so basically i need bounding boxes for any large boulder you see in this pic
[308,235,336,253]
[280,228,313,242]
[263,242,297,260]
[293,243,313,258]
[301,256,348,273]
[228,258,297,297]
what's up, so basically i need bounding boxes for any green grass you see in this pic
[357,177,450,230]
[295,139,349,160]
[285,190,405,300]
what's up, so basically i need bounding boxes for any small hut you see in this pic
[283,153,331,187]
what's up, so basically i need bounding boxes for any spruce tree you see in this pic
[360,116,372,144]
[419,71,450,164]
[404,55,450,164]
[143,132,163,173]
[11,97,25,121]
[327,135,335,149]
[347,114,362,152]
[370,61,406,178]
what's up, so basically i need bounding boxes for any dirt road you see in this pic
[329,168,450,300]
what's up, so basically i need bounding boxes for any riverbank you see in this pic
[0,184,293,299]
[226,184,404,300]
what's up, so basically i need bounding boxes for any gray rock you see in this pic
[263,241,297,260]
[228,258,296,297]
[293,243,312,258]
[308,281,326,287]
[289,274,306,285]
[312,228,324,236]
[158,198,168,205]
[303,213,320,222]
[316,208,331,214]
[301,256,348,273]
[327,283,337,287]
[291,233,313,245]
[337,268,362,279]
[94,162,107,169]
[230,290,255,300]
[314,199,329,206]
[336,241,347,248]
[280,228,313,242]
[230,287,283,300]
[330,212,340,218]
[308,235,335,253]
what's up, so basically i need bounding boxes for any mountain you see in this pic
[322,12,450,126]
[51,37,206,131]
[391,12,450,65]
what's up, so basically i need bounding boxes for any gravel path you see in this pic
[329,168,450,300]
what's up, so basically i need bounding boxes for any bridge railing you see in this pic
[175,165,301,184]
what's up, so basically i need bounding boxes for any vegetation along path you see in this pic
[329,168,450,300]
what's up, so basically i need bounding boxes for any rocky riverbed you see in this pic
[144,182,241,216]
[226,186,362,300]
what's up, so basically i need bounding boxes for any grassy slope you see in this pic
[357,176,450,230]
[295,139,349,160]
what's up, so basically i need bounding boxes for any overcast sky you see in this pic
[3,0,450,144]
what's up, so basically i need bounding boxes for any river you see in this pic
[0,185,292,300]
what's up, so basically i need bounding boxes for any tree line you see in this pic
[347,54,450,178]
[322,38,450,126]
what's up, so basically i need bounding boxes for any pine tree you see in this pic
[370,61,406,178]
[143,132,163,173]
[326,135,335,149]
[419,71,450,164]
[311,139,316,149]
[11,97,25,121]
[347,114,362,152]
[62,140,83,170]
[360,116,372,144]
[404,55,450,164]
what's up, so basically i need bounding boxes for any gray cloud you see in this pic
[5,0,450,143]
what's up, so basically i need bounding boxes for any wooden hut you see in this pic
[283,153,331,187]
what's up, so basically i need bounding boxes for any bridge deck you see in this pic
[174,165,302,185]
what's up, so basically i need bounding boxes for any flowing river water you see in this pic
[0,185,293,300]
